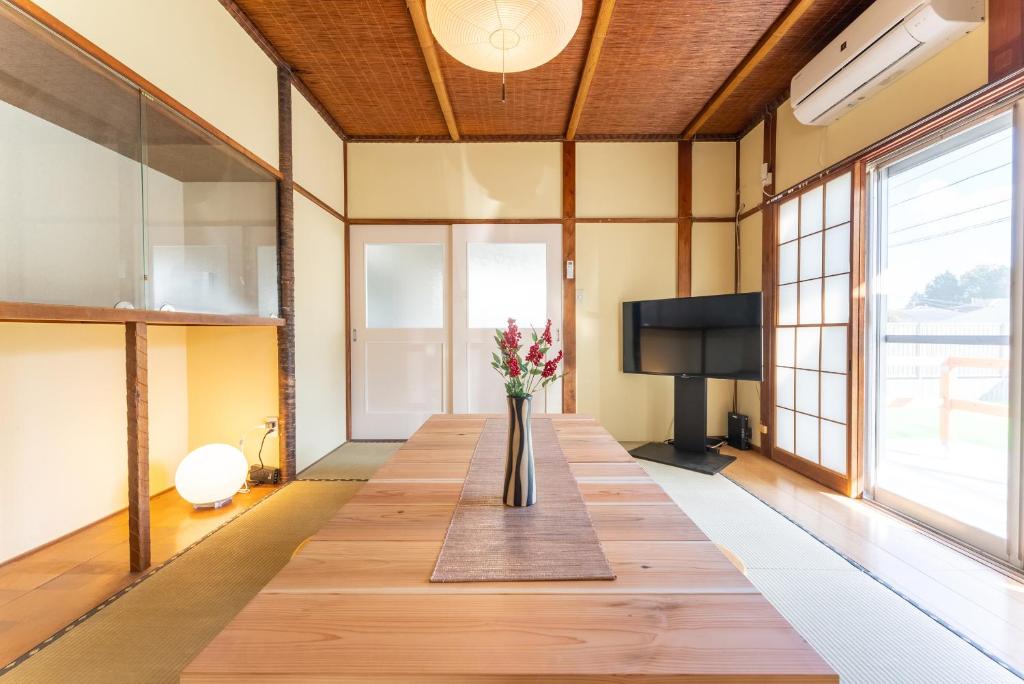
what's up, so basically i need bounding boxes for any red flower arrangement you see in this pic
[491,318,563,398]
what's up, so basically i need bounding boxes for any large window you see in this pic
[0,2,278,316]
[868,102,1022,566]
[774,172,853,485]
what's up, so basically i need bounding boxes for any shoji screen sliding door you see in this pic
[772,172,856,493]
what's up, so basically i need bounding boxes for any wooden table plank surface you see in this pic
[182,415,837,683]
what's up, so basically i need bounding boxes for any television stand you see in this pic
[629,376,736,475]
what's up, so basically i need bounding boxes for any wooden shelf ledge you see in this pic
[0,301,285,327]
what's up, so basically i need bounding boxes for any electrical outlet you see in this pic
[265,416,279,432]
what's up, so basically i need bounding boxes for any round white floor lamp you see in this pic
[175,444,248,509]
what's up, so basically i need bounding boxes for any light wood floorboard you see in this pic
[0,485,278,667]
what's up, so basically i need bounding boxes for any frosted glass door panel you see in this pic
[366,244,445,328]
[467,242,547,328]
[351,226,449,439]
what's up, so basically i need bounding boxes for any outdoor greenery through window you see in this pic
[0,2,278,316]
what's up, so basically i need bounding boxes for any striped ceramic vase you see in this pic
[503,395,537,507]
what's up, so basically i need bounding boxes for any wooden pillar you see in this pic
[760,110,778,455]
[562,141,577,414]
[277,65,297,481]
[125,321,150,573]
[989,0,1024,82]
[677,141,693,297]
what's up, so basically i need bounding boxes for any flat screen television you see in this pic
[622,292,763,381]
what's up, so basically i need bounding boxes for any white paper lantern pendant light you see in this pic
[426,0,583,101]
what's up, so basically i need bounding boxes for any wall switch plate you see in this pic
[759,423,768,434]
[566,260,575,280]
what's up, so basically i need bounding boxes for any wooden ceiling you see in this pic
[232,0,875,141]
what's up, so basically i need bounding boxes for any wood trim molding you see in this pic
[125,322,150,573]
[6,0,282,180]
[739,204,763,221]
[562,142,577,414]
[566,0,617,140]
[677,141,692,297]
[989,0,1024,82]
[406,0,460,141]
[848,160,868,498]
[690,216,736,224]
[276,66,297,483]
[682,0,819,139]
[0,301,284,327]
[348,217,687,225]
[291,76,349,141]
[294,183,345,222]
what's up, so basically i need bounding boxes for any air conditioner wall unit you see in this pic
[791,0,984,126]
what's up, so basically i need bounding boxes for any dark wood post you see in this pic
[125,321,150,572]
[677,141,693,297]
[277,65,296,482]
[989,0,1024,82]
[760,110,778,455]
[562,141,576,414]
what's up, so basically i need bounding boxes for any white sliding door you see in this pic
[452,224,563,414]
[772,171,854,491]
[350,226,449,439]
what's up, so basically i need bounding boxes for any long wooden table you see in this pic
[182,415,838,683]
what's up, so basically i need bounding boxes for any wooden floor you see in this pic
[721,445,1024,675]
[7,433,1022,677]
[183,415,837,683]
[0,484,278,668]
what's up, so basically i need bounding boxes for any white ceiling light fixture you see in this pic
[425,1,583,77]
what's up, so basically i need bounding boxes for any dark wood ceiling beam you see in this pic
[406,0,460,141]
[566,0,617,141]
[682,0,820,140]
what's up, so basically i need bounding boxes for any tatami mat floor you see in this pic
[2,440,1019,683]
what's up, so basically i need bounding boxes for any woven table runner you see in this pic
[430,417,616,583]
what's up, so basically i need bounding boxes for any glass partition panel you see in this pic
[0,2,279,317]
[0,3,143,307]
[143,99,277,316]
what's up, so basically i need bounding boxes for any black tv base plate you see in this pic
[629,441,736,475]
